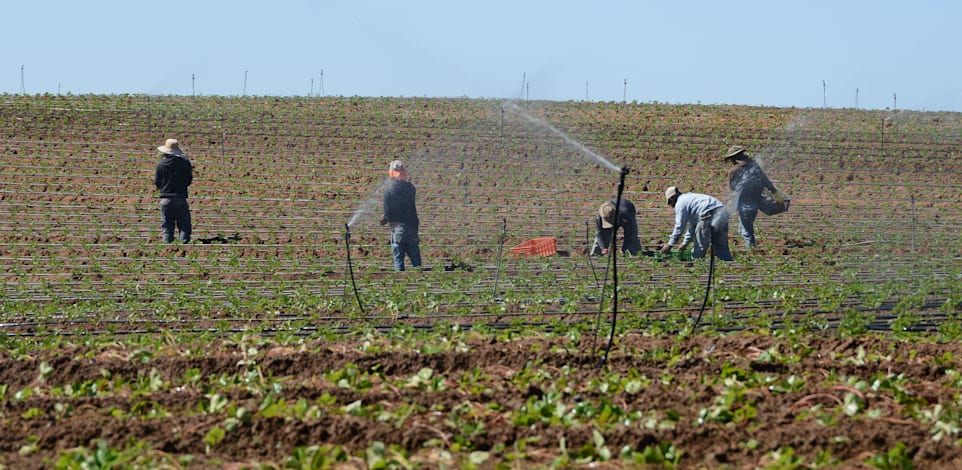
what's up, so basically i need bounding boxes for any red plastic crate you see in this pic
[509,237,557,257]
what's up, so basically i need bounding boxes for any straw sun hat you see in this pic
[724,145,748,160]
[599,201,616,229]
[157,139,184,156]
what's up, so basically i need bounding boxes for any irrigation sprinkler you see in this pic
[881,116,888,160]
[591,237,613,351]
[519,73,526,101]
[146,95,152,134]
[456,173,471,240]
[584,219,599,288]
[343,223,365,314]
[492,218,507,300]
[911,195,917,251]
[500,106,505,157]
[598,166,629,368]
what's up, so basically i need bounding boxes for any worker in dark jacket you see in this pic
[154,139,193,243]
[724,145,788,248]
[380,160,421,271]
[591,198,642,256]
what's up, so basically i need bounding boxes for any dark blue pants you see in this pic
[592,226,642,256]
[160,197,191,243]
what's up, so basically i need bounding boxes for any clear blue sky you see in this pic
[6,1,961,111]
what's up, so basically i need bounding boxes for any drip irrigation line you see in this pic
[11,307,952,339]
[343,223,365,314]
[492,218,507,299]
[692,245,715,330]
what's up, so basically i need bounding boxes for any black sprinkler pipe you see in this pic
[599,166,629,368]
[344,223,365,314]
[493,218,507,299]
[585,219,599,288]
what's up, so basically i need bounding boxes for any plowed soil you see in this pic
[2,95,961,468]
[2,332,962,468]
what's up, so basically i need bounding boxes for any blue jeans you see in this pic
[391,225,421,271]
[737,200,759,248]
[693,208,733,261]
[160,197,191,243]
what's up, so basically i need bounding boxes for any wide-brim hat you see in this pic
[599,201,616,229]
[665,186,681,204]
[157,138,184,156]
[724,145,747,160]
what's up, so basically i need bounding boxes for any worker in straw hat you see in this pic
[660,186,734,261]
[724,145,789,249]
[380,160,422,271]
[153,138,193,243]
[591,198,641,256]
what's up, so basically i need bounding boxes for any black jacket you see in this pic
[155,155,193,198]
[728,159,776,202]
[383,179,419,227]
[595,198,639,239]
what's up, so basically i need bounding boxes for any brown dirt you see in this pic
[2,333,962,468]
[3,95,962,468]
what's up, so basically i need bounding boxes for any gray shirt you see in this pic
[668,192,725,245]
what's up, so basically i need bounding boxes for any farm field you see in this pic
[1,94,961,468]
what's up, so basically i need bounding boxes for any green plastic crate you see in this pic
[642,249,693,261]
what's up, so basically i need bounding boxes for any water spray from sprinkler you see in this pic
[505,102,622,173]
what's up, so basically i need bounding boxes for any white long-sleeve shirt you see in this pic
[667,192,725,245]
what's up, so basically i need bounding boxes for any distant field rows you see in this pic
[1,95,960,335]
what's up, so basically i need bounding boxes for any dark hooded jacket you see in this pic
[728,158,776,202]
[155,155,193,198]
[594,198,641,255]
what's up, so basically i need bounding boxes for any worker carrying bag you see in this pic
[758,187,790,215]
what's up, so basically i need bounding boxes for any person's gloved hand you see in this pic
[659,243,672,254]
[379,216,388,226]
[774,190,786,204]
